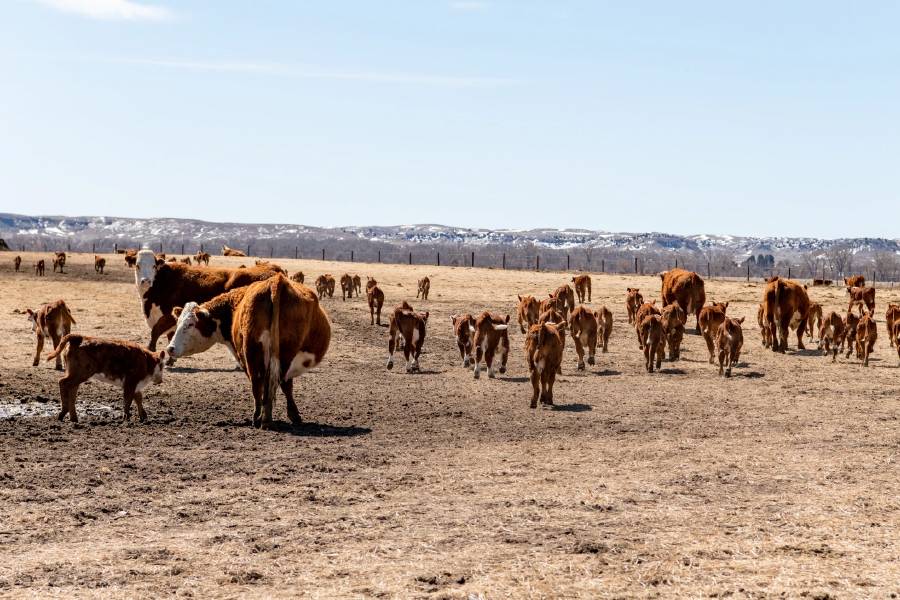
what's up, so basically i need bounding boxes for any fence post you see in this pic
[246,244,251,256]
[270,247,273,258]
[92,243,95,253]
[567,254,570,270]
[295,246,298,259]
[707,262,711,279]
[502,253,506,269]
[471,251,475,268]
[181,243,184,255]
[409,252,412,265]
[378,250,381,263]
[200,243,204,252]
[159,242,163,254]
[788,267,791,279]
[536,255,540,271]
[601,259,605,273]
[114,243,118,254]
[747,263,750,282]
[351,250,354,262]
[634,257,638,273]
[437,252,440,267]
[675,258,678,269]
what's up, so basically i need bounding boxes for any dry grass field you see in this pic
[2,251,900,598]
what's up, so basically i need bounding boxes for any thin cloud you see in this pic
[450,1,490,10]
[101,57,518,88]
[34,0,172,21]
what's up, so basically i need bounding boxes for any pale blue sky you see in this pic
[2,1,899,237]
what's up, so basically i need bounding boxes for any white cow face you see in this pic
[167,302,219,358]
[135,249,159,293]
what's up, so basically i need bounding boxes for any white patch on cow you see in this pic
[412,328,420,346]
[135,248,158,292]
[167,302,220,358]
[147,303,164,329]
[92,374,124,388]
[135,373,154,392]
[536,358,545,372]
[285,351,318,380]
[56,325,66,338]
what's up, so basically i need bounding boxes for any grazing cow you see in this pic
[806,302,822,341]
[94,255,106,274]
[52,252,66,273]
[524,321,566,408]
[626,288,643,324]
[715,316,745,377]
[181,256,192,265]
[387,302,428,373]
[222,244,246,257]
[551,284,576,317]
[124,250,138,268]
[166,274,331,428]
[595,305,613,353]
[633,301,660,349]
[451,313,477,367]
[844,275,865,288]
[660,303,686,360]
[516,295,541,333]
[134,248,283,351]
[568,305,598,370]
[571,275,591,303]
[818,311,846,362]
[367,282,385,325]
[194,251,211,266]
[639,314,665,373]
[14,255,21,272]
[340,274,354,301]
[699,302,729,363]
[855,313,877,366]
[757,303,772,348]
[843,312,860,358]
[891,319,900,365]
[472,312,510,378]
[315,274,336,299]
[291,271,305,284]
[660,268,706,333]
[847,286,876,317]
[48,335,167,423]
[417,277,431,301]
[35,259,45,276]
[886,303,900,348]
[763,277,811,352]
[26,300,76,370]
[352,275,362,297]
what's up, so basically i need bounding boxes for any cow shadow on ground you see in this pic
[591,369,621,377]
[792,349,825,358]
[215,419,371,437]
[734,371,765,378]
[499,376,529,383]
[552,403,592,413]
[659,368,687,375]
[168,366,241,374]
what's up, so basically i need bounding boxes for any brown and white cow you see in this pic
[660,268,706,333]
[367,281,385,325]
[417,277,431,301]
[699,302,729,363]
[48,335,167,423]
[134,248,283,351]
[352,275,362,297]
[52,252,66,273]
[451,313,477,367]
[571,275,591,303]
[94,255,106,274]
[763,277,811,352]
[550,284,576,317]
[639,314,665,373]
[194,251,211,266]
[843,311,860,358]
[35,259,45,276]
[855,312,877,367]
[167,274,331,428]
[516,294,540,333]
[340,274,354,301]
[715,316,745,377]
[472,312,510,379]
[568,305,598,370]
[818,311,846,362]
[847,286,875,317]
[844,275,865,288]
[291,271,305,284]
[315,274,336,299]
[806,302,822,341]
[886,303,900,348]
[633,301,660,349]
[660,303,686,361]
[26,299,76,370]
[524,321,566,408]
[386,302,429,373]
[222,244,246,257]
[14,255,21,272]
[625,288,643,324]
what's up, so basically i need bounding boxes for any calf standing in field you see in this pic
[352,275,362,297]
[847,286,876,317]
[367,280,385,325]
[316,274,336,299]
[451,314,477,367]
[473,312,510,378]
[387,302,428,373]
[26,300,76,370]
[660,303,686,360]
[715,316,745,376]
[818,311,846,362]
[626,288,643,324]
[291,271,304,284]
[539,308,567,373]
[52,252,66,273]
[124,250,138,268]
[891,319,900,365]
[524,321,566,408]
[886,303,900,348]
[516,295,540,333]
[843,312,860,358]
[568,305,598,370]
[633,301,660,349]
[35,259,45,276]
[806,302,822,342]
[14,255,21,272]
[639,313,665,373]
[596,305,613,353]
[194,251,211,266]
[571,275,591,303]
[855,313,877,366]
[417,277,431,301]
[757,303,772,348]
[550,284,576,318]
[94,256,106,274]
[699,302,729,363]
[340,274,354,301]
[48,335,167,423]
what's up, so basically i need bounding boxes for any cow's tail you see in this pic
[46,333,79,361]
[62,303,76,325]
[264,276,284,410]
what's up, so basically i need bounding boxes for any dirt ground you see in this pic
[2,251,900,598]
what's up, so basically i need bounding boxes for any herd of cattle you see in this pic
[15,250,900,427]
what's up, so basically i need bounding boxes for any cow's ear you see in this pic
[738,317,745,324]
[422,311,429,322]
[158,349,167,363]
[173,306,183,318]
[626,287,632,292]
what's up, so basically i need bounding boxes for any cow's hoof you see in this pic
[488,371,495,379]
[473,370,480,379]
[587,357,595,366]
[386,361,394,370]
[499,366,506,374]
[577,363,585,371]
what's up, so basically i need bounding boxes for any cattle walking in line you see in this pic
[633,301,659,349]
[568,305,598,370]
[660,268,706,333]
[48,335,167,423]
[847,286,876,317]
[844,275,866,288]
[516,295,540,334]
[94,255,106,274]
[291,271,305,284]
[194,251,211,266]
[843,312,860,358]
[886,303,900,348]
[14,255,21,272]
[367,278,385,325]
[472,312,510,379]
[571,275,591,303]
[699,302,729,363]
[315,274,336,299]
[639,313,665,373]
[340,274,354,301]
[26,300,76,370]
[538,308,567,374]
[451,314,477,367]
[660,303,686,361]
[806,302,822,342]
[222,244,246,257]
[763,277,811,352]
[524,321,566,408]
[855,313,877,366]
[818,311,846,362]
[35,259,45,276]
[625,288,643,324]
[715,317,745,377]
[387,302,429,373]
[417,277,431,301]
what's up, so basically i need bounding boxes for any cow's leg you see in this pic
[587,282,591,303]
[386,333,396,369]
[636,325,644,349]
[403,337,414,373]
[281,379,302,425]
[529,368,540,409]
[376,304,382,326]
[694,307,702,335]
[369,303,375,325]
[58,376,78,421]
[796,318,807,350]
[703,330,715,363]
[644,344,652,372]
[474,341,484,379]
[122,380,136,421]
[250,375,264,428]
[148,313,177,351]
[655,340,664,370]
[498,337,509,374]
[542,370,556,406]
[49,331,63,370]
[572,333,586,371]
[133,392,147,423]
[33,334,44,367]
[485,343,496,378]
[778,316,791,353]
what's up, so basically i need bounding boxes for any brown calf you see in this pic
[660,303,686,360]
[660,268,706,333]
[291,271,305,284]
[757,303,772,348]
[843,312,860,358]
[886,303,900,348]
[516,294,540,333]
[194,251,211,266]
[855,313,877,366]
[94,256,106,274]
[26,300,76,370]
[639,314,665,373]
[35,259,45,276]
[571,275,591,303]
[473,312,510,378]
[524,321,566,408]
[568,305,598,370]
[315,274,336,299]
[626,288,644,324]
[847,286,875,317]
[14,255,21,272]
[633,301,660,349]
[417,277,431,301]
[52,253,66,273]
[181,256,192,265]
[451,313,477,367]
[124,250,137,268]
[844,275,865,288]
[367,283,385,325]
[806,302,822,341]
[699,302,729,363]
[596,305,613,353]
[715,317,745,377]
[551,284,576,317]
[352,275,362,296]
[818,311,846,362]
[539,308,567,373]
[340,273,354,300]
[387,302,429,373]
[763,277,810,352]
[48,335,167,423]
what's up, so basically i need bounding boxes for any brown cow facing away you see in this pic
[596,305,613,354]
[568,305,598,370]
[94,256,106,274]
[516,295,540,333]
[633,301,659,349]
[315,274,336,299]
[417,277,431,301]
[699,302,729,363]
[524,321,566,408]
[26,300,76,370]
[855,313,877,366]
[14,255,21,272]
[352,275,362,297]
[340,274,354,301]
[626,288,643,324]
[847,286,875,317]
[660,303,686,361]
[35,260,45,276]
[472,312,510,379]
[387,302,429,373]
[538,308,567,374]
[818,311,846,362]
[367,281,385,326]
[451,314,477,367]
[763,277,811,352]
[886,303,900,348]
[844,275,865,288]
[550,284,576,317]
[660,268,706,333]
[222,244,246,257]
[639,314,665,373]
[806,302,822,341]
[291,271,305,284]
[715,317,745,377]
[48,335,167,423]
[571,275,591,303]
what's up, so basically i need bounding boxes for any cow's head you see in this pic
[166,302,219,358]
[135,248,159,292]
[152,350,168,383]
[25,309,37,332]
